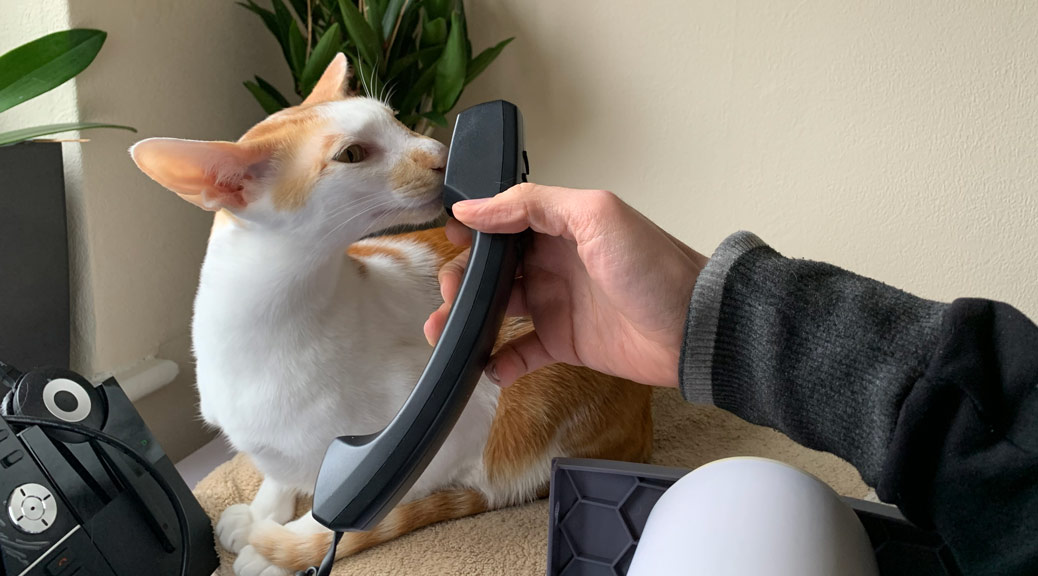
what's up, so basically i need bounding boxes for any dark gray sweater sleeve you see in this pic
[679,231,947,483]
[679,230,1038,576]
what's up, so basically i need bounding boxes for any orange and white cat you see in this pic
[131,54,651,576]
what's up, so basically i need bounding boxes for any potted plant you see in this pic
[0,29,134,370]
[240,0,513,135]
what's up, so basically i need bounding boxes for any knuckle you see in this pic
[581,190,623,232]
[512,181,537,197]
[587,189,620,212]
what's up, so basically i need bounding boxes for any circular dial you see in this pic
[8,483,57,534]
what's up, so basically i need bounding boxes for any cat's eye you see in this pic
[335,144,367,164]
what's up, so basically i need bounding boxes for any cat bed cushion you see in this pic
[193,389,869,575]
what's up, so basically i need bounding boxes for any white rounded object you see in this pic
[627,457,879,576]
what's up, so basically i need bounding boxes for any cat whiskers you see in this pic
[318,196,397,246]
[318,195,385,230]
[355,55,393,108]
[319,194,384,223]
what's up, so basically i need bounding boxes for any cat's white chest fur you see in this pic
[193,223,499,496]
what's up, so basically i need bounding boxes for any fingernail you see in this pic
[455,198,490,211]
[486,362,501,384]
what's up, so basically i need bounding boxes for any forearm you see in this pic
[680,231,1038,575]
[680,231,946,483]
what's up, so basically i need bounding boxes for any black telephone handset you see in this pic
[311,101,527,535]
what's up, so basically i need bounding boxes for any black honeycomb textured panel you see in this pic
[547,458,959,576]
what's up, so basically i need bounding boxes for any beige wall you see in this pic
[457,0,1038,320]
[4,1,1036,459]
[2,1,290,459]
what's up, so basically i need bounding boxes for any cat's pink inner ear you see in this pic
[130,138,266,211]
[303,52,353,106]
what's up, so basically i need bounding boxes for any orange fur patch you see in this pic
[483,320,654,495]
[398,226,466,265]
[250,489,487,569]
[346,242,408,268]
[237,106,335,212]
[346,227,464,276]
[389,149,445,199]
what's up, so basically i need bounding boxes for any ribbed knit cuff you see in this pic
[678,231,769,404]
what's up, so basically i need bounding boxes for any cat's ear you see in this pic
[303,52,353,106]
[130,138,269,211]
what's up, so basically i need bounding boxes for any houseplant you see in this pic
[0,28,133,369]
[241,0,513,134]
[0,28,135,145]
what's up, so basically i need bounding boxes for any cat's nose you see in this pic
[412,146,447,172]
[427,143,447,172]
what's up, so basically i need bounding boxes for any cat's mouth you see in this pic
[370,189,444,229]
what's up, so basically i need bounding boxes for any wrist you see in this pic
[678,232,770,403]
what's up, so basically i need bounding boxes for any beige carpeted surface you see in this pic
[195,388,868,575]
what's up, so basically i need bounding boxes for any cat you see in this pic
[131,53,652,576]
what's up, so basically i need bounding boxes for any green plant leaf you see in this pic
[286,0,309,22]
[381,0,408,39]
[398,58,439,117]
[255,76,292,107]
[0,122,136,147]
[421,17,447,47]
[425,0,451,21]
[432,11,466,113]
[300,23,342,95]
[288,22,307,78]
[271,0,302,73]
[271,0,297,31]
[240,1,296,85]
[421,110,447,126]
[270,0,307,77]
[346,53,366,93]
[238,1,281,40]
[338,0,381,66]
[386,46,441,81]
[244,80,284,113]
[244,77,291,114]
[387,1,420,64]
[465,37,512,85]
[348,53,386,101]
[364,0,385,53]
[397,113,419,127]
[0,29,107,115]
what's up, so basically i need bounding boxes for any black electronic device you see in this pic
[0,143,71,371]
[310,101,526,553]
[0,361,218,576]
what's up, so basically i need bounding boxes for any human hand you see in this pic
[424,183,709,388]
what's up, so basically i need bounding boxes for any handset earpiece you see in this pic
[312,101,527,532]
[2,366,107,443]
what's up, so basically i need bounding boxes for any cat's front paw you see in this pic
[217,503,255,553]
[234,545,290,576]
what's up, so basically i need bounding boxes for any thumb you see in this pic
[452,183,605,241]
[486,330,556,387]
